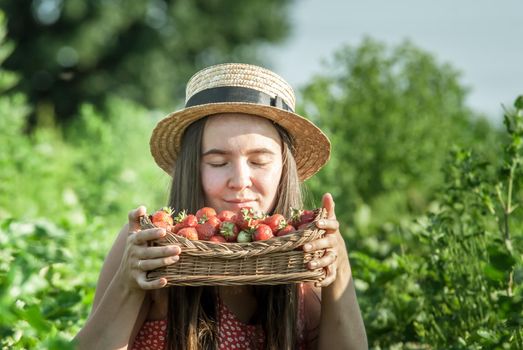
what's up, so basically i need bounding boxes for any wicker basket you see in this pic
[139,208,328,286]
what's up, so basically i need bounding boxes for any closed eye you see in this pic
[249,155,274,167]
[207,162,227,167]
[250,161,270,167]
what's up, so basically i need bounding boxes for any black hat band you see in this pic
[185,86,293,112]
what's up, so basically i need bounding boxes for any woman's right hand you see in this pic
[118,206,181,291]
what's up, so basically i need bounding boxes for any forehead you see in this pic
[202,113,282,152]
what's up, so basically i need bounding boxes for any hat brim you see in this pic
[150,102,331,181]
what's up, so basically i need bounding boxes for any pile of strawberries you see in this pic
[149,206,317,242]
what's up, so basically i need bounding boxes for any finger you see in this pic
[131,228,166,245]
[316,264,337,288]
[322,193,337,220]
[137,255,180,271]
[308,250,337,269]
[315,218,339,232]
[303,234,337,252]
[136,275,168,290]
[128,206,147,233]
[136,245,181,260]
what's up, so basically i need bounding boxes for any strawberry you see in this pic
[276,224,296,237]
[300,210,316,225]
[171,222,185,234]
[205,216,222,230]
[175,210,198,228]
[183,214,198,227]
[219,221,239,242]
[290,208,316,229]
[235,207,264,230]
[217,210,236,222]
[177,227,198,240]
[196,222,217,241]
[237,230,253,243]
[252,224,274,241]
[209,235,227,243]
[195,207,217,221]
[263,214,287,233]
[151,207,174,228]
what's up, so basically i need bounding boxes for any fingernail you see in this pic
[310,261,318,268]
[304,244,312,251]
[317,220,325,227]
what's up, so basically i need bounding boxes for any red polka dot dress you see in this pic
[132,319,167,350]
[217,298,265,350]
[132,285,310,350]
[132,302,264,350]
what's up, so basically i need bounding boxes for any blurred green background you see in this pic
[0,2,522,349]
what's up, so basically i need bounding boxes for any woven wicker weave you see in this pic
[140,208,328,286]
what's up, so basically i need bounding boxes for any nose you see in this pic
[227,159,252,190]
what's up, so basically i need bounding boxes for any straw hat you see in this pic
[150,63,331,181]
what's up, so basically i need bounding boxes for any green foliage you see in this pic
[299,39,522,348]
[0,88,169,349]
[0,13,169,344]
[408,99,523,348]
[0,216,102,349]
[355,98,523,349]
[301,38,500,254]
[0,11,17,93]
[0,0,292,123]
[0,95,169,225]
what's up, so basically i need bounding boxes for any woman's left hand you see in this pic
[303,193,351,287]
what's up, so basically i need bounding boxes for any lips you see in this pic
[224,199,257,209]
[226,199,256,203]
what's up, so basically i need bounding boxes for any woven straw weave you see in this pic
[148,63,331,182]
[140,208,327,286]
[186,63,296,109]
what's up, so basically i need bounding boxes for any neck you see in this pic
[218,285,258,324]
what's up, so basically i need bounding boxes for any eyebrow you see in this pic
[201,148,277,157]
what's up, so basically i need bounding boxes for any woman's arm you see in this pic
[73,207,180,350]
[304,194,368,350]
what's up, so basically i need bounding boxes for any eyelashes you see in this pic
[205,161,271,168]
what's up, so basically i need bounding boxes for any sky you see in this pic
[269,0,522,124]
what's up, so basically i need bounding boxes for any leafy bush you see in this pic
[0,216,104,349]
[410,98,523,348]
[0,11,170,346]
[0,90,169,349]
[301,39,501,253]
[299,39,522,348]
[356,97,523,349]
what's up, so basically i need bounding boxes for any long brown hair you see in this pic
[166,115,305,350]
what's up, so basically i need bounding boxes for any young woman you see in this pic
[74,63,367,349]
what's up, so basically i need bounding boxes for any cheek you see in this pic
[201,168,224,199]
[257,163,283,198]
